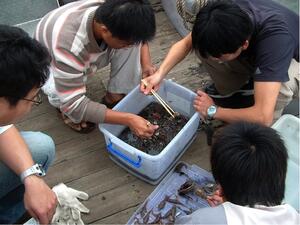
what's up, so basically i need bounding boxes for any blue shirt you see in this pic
[236,0,299,82]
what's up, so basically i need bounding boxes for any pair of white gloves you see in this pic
[51,183,90,225]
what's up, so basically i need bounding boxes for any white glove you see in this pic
[52,183,89,225]
[52,204,85,225]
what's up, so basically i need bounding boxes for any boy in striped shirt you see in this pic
[36,0,158,136]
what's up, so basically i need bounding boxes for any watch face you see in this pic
[207,105,217,118]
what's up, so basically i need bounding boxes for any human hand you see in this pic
[206,189,224,207]
[142,64,157,79]
[24,176,57,224]
[193,90,215,118]
[140,71,164,95]
[52,183,89,225]
[128,115,159,138]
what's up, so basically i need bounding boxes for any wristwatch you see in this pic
[20,164,46,183]
[207,105,217,120]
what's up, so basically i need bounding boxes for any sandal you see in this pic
[56,109,96,133]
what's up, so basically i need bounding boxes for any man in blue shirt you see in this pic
[141,0,299,126]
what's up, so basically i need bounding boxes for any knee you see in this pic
[42,134,55,170]
[22,132,56,172]
[36,133,55,171]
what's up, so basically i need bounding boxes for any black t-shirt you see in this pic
[235,0,299,82]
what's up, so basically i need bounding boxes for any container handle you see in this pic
[106,141,142,168]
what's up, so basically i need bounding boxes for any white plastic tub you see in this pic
[99,80,200,184]
[272,114,299,211]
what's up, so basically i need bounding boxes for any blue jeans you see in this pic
[0,131,55,224]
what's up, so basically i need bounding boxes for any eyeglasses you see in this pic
[22,92,42,106]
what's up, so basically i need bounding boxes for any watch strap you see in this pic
[20,164,46,183]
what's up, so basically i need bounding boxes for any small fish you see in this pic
[177,206,193,215]
[162,205,176,219]
[149,212,162,224]
[134,218,143,225]
[167,196,186,207]
[195,188,207,199]
[168,206,177,223]
[158,195,169,210]
[174,163,189,177]
[179,191,195,202]
[178,180,194,195]
[140,199,149,217]
[143,209,152,224]
[202,182,217,195]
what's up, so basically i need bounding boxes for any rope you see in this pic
[176,0,208,30]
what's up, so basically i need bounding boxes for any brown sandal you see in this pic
[57,109,96,133]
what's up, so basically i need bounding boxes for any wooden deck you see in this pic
[17,1,211,224]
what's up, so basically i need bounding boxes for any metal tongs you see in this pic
[142,80,178,118]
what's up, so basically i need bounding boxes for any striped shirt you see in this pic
[35,0,111,124]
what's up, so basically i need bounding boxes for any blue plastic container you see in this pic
[272,114,300,211]
[99,80,200,185]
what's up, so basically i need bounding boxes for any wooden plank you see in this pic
[42,123,98,145]
[52,132,105,165]
[66,166,138,198]
[81,180,154,223]
[92,205,139,224]
[45,146,109,186]
[17,111,59,131]
[181,132,211,171]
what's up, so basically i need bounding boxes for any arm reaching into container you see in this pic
[105,109,159,138]
[140,33,193,94]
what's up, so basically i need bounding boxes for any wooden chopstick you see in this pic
[151,90,175,114]
[151,90,175,118]
[142,80,176,118]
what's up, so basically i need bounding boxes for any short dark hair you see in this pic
[192,0,253,58]
[211,121,287,207]
[0,25,51,106]
[95,0,156,44]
